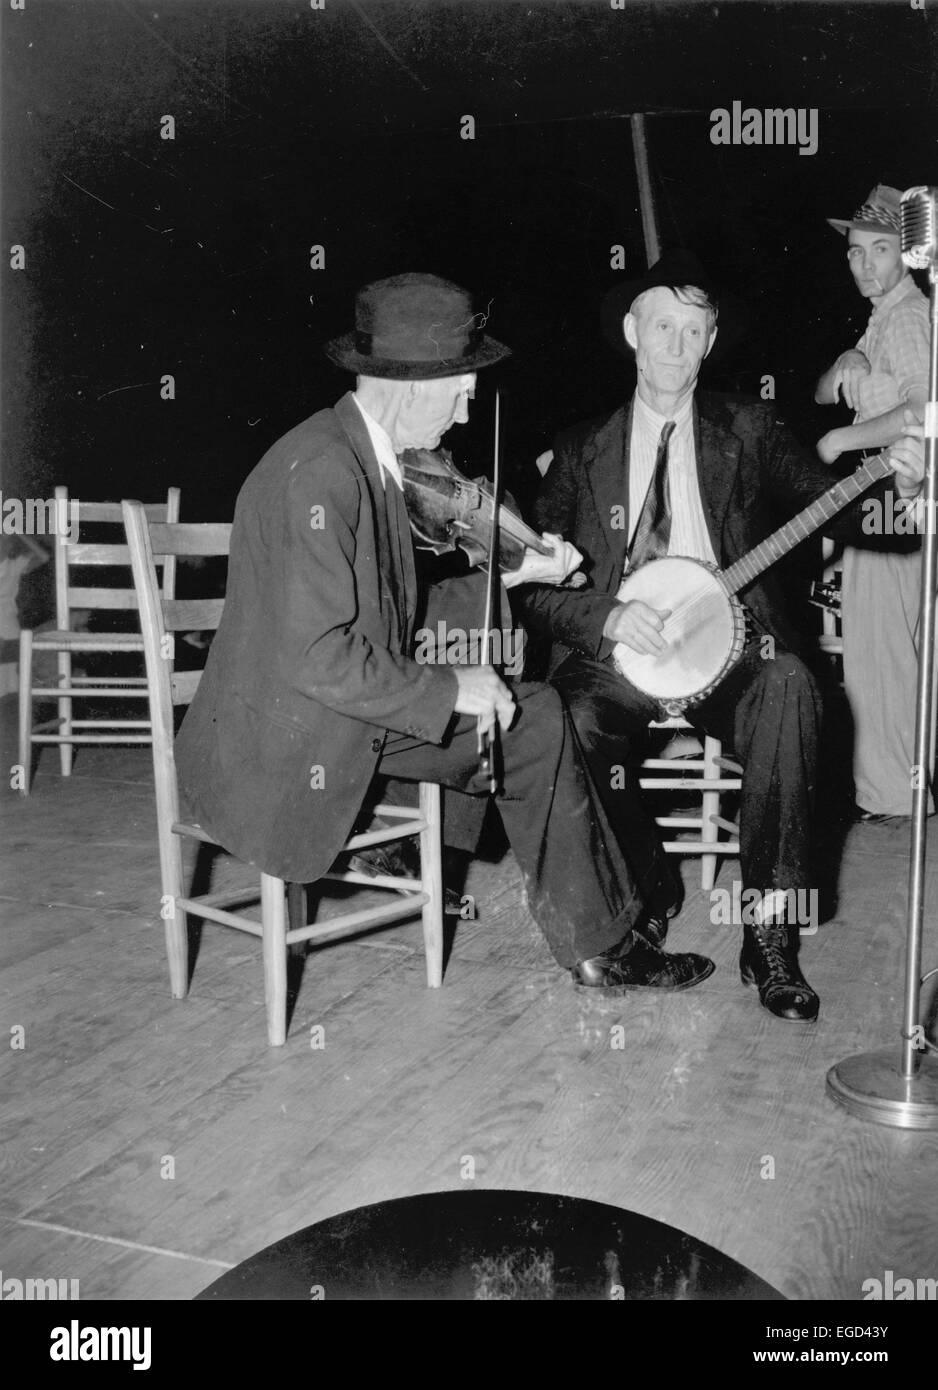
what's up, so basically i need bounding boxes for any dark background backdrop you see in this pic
[2,0,936,520]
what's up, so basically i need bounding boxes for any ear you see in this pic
[623,313,638,351]
[704,325,718,360]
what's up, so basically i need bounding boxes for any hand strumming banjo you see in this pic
[611,453,894,716]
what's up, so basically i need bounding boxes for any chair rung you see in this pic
[70,676,147,686]
[321,869,423,892]
[29,733,152,744]
[639,777,742,792]
[70,719,151,728]
[640,758,708,771]
[171,821,220,845]
[372,803,424,819]
[655,816,704,829]
[714,757,743,774]
[344,821,426,850]
[710,814,741,834]
[289,893,429,944]
[175,898,264,936]
[30,635,145,651]
[183,885,264,911]
[29,686,151,698]
[177,889,428,943]
[660,839,740,855]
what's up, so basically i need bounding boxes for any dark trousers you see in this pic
[378,681,642,968]
[551,643,823,897]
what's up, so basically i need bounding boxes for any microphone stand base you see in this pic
[827,1048,938,1130]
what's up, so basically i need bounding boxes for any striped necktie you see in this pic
[628,418,676,569]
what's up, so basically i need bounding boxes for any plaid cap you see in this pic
[827,184,902,236]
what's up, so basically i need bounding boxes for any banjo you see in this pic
[611,453,894,715]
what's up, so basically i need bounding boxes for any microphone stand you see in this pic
[827,230,938,1129]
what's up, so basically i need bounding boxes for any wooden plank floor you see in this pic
[2,720,938,1301]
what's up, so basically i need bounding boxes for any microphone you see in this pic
[900,186,938,271]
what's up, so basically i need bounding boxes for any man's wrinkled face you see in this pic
[396,373,477,450]
[847,228,905,302]
[625,288,716,405]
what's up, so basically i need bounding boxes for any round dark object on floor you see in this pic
[196,1189,785,1301]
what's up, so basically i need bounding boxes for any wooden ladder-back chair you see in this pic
[18,486,180,791]
[639,717,742,892]
[122,499,444,1046]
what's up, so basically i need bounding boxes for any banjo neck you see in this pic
[720,453,894,597]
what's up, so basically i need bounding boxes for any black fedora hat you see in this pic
[325,272,511,380]
[600,248,747,360]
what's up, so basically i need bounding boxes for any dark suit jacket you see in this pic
[517,390,899,673]
[175,393,457,882]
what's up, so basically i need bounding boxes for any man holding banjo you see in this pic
[518,250,925,1023]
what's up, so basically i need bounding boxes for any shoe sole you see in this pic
[573,959,715,994]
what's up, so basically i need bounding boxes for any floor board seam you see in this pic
[11,1217,235,1270]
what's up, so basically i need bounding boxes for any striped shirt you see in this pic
[627,393,716,569]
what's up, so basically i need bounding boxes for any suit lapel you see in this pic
[334,393,413,642]
[584,401,632,580]
[694,397,742,566]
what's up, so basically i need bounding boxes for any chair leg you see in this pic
[163,831,189,999]
[286,881,307,959]
[700,736,721,892]
[261,873,288,1046]
[419,781,444,987]
[17,629,33,795]
[57,649,73,777]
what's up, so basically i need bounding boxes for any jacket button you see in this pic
[371,738,383,752]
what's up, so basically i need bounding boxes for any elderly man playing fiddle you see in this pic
[175,273,715,996]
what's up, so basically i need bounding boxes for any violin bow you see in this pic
[477,390,503,794]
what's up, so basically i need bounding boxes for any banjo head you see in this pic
[612,556,742,706]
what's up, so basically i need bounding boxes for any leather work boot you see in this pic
[739,912,819,1022]
[572,935,714,994]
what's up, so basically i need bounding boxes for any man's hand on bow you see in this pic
[453,665,516,735]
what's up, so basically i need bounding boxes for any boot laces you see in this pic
[754,921,791,981]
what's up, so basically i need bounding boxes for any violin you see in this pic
[399,446,556,574]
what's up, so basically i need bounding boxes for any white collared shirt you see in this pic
[627,394,716,569]
[352,394,405,492]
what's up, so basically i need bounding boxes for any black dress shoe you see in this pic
[346,842,463,914]
[571,936,715,994]
[739,920,819,1022]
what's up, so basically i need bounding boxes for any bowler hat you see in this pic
[827,184,902,237]
[325,272,511,380]
[599,248,747,359]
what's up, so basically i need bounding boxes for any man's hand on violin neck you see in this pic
[453,665,516,734]
[604,600,672,655]
[502,533,584,589]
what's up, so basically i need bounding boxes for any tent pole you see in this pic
[630,112,660,268]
